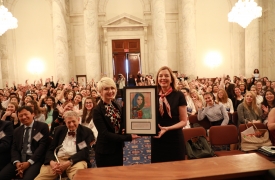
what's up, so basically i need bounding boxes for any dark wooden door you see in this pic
[113,54,126,78]
[112,39,141,80]
[127,53,140,78]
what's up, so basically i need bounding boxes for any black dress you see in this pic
[151,90,187,163]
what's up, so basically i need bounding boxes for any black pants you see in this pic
[210,119,223,126]
[95,150,123,168]
[0,162,42,180]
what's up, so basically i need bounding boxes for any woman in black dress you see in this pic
[151,66,188,163]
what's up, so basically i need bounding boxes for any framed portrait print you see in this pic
[123,86,157,135]
[76,75,87,87]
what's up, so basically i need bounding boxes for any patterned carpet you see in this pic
[123,136,151,165]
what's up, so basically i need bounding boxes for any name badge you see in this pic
[33,132,43,142]
[77,141,87,150]
[0,131,6,139]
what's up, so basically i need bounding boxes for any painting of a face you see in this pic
[137,96,143,106]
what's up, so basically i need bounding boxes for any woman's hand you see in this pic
[194,100,203,109]
[4,111,12,117]
[56,104,64,114]
[11,113,18,120]
[40,94,47,100]
[261,105,269,114]
[131,134,140,140]
[154,124,169,138]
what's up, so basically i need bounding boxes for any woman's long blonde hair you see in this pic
[243,91,260,116]
[217,89,229,104]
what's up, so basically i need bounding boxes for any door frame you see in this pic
[105,36,147,78]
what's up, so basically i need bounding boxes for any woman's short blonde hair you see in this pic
[97,77,117,92]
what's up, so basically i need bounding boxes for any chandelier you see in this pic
[228,0,262,28]
[0,0,18,36]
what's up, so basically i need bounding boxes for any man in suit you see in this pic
[0,120,13,171]
[35,110,94,180]
[0,106,50,180]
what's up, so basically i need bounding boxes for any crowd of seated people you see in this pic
[1,68,275,178]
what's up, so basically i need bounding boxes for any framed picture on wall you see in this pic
[76,75,87,87]
[123,86,157,135]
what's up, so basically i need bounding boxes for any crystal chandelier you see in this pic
[228,0,262,28]
[0,0,18,36]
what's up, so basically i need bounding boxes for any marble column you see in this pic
[84,0,101,81]
[151,0,168,72]
[52,0,69,84]
[245,18,260,78]
[262,0,275,80]
[0,34,10,88]
[178,0,196,77]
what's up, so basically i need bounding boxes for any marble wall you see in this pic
[0,0,274,88]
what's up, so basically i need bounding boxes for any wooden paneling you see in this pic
[113,54,126,78]
[112,39,140,53]
[127,54,140,77]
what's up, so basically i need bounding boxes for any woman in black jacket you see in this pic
[93,77,140,167]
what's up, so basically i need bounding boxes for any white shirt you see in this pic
[57,131,77,157]
[220,98,234,114]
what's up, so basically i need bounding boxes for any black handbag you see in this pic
[186,136,215,159]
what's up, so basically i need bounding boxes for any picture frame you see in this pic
[76,75,87,87]
[123,86,157,135]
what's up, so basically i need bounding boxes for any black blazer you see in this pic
[0,121,13,169]
[11,121,49,163]
[93,100,132,154]
[44,125,94,167]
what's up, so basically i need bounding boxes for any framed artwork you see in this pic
[123,86,157,135]
[76,75,87,87]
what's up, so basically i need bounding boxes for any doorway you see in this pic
[112,39,141,85]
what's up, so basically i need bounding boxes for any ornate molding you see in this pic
[102,13,148,28]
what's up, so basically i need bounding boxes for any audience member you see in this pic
[50,101,74,137]
[232,86,244,111]
[216,89,234,114]
[81,97,97,140]
[250,85,263,107]
[26,100,45,122]
[237,91,262,125]
[190,89,205,112]
[0,106,49,180]
[261,90,275,124]
[1,102,20,129]
[252,69,260,81]
[196,92,229,126]
[34,111,94,180]
[0,121,13,171]
[181,88,196,116]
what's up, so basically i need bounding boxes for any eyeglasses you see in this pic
[85,102,92,104]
